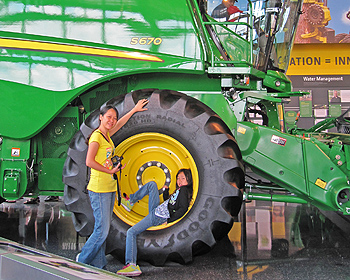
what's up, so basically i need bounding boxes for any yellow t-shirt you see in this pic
[87,130,117,193]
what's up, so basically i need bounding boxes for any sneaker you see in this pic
[117,263,142,276]
[76,253,80,262]
[120,195,134,212]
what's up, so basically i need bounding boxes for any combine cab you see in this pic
[1,0,349,265]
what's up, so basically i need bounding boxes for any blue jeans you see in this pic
[125,181,166,264]
[78,191,115,268]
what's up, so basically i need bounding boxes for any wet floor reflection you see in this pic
[0,197,85,261]
[233,200,350,280]
[232,201,304,261]
[1,197,350,279]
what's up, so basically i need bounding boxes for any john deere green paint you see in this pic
[2,0,350,265]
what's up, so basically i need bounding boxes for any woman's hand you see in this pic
[110,163,126,174]
[133,99,149,113]
[110,99,149,136]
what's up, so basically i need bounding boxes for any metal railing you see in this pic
[193,0,254,68]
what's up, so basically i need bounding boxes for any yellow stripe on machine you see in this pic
[0,38,164,62]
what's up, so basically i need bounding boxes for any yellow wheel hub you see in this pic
[113,133,198,229]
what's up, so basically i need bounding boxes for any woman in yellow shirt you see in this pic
[76,99,148,268]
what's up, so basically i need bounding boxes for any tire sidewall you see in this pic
[107,92,241,264]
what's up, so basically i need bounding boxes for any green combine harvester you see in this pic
[1,0,349,265]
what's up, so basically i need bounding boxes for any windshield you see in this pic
[206,0,303,73]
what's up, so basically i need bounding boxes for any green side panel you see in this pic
[37,158,65,194]
[0,0,203,63]
[303,139,350,212]
[237,121,307,195]
[0,0,206,139]
[0,80,78,139]
[0,138,30,199]
[36,106,80,193]
[237,121,350,212]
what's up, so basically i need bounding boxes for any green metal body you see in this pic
[237,121,350,212]
[1,0,350,214]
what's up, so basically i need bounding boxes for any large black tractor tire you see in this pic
[63,89,244,265]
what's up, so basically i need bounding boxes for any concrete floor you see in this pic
[1,196,350,279]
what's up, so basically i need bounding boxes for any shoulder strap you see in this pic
[97,130,110,143]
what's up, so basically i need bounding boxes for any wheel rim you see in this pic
[113,132,198,229]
